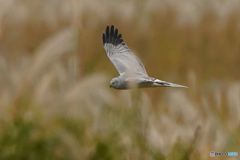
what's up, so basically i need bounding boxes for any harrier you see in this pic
[102,25,187,90]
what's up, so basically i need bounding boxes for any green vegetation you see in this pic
[0,0,239,159]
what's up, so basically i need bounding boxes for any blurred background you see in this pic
[0,0,239,159]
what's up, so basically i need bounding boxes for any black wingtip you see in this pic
[102,33,106,45]
[102,25,124,46]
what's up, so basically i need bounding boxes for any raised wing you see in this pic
[102,25,148,76]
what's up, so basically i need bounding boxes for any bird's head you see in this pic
[110,78,120,89]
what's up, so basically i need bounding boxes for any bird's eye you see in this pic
[112,82,116,85]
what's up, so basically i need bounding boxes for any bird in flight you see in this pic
[102,25,188,90]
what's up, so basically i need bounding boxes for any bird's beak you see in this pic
[110,85,112,88]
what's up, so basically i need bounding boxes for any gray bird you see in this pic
[102,25,188,90]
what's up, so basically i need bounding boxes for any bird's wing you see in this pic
[102,25,148,76]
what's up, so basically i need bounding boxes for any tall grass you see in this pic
[0,0,239,159]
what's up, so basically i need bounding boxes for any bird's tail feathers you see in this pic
[153,79,188,88]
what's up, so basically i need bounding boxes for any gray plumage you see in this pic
[102,25,188,90]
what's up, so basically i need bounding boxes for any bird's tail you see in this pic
[153,79,188,88]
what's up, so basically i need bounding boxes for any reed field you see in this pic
[0,0,239,159]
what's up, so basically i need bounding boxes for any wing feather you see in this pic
[102,25,148,76]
